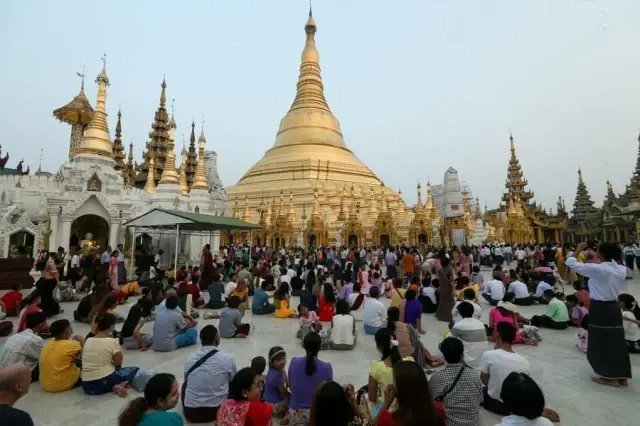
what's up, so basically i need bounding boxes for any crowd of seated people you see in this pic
[1,242,623,426]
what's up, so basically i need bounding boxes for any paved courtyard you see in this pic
[1,269,639,426]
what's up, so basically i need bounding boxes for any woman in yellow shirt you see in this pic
[40,319,84,392]
[390,278,406,308]
[274,282,297,318]
[231,278,250,315]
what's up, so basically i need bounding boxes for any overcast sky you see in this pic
[1,0,638,212]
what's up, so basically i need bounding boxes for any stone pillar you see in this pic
[109,219,121,249]
[554,229,559,243]
[615,227,621,242]
[49,211,60,252]
[60,218,73,251]
[536,227,543,243]
[212,231,221,253]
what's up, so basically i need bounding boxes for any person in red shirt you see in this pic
[0,283,22,317]
[187,276,206,308]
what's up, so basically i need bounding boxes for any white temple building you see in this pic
[0,59,229,263]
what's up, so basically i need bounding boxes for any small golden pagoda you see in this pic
[372,186,396,247]
[497,133,566,243]
[53,72,95,159]
[304,186,329,247]
[225,8,407,247]
[342,185,366,247]
[409,183,431,245]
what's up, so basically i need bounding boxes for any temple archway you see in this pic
[307,233,317,248]
[380,234,390,248]
[70,214,110,252]
[348,234,358,247]
[418,233,427,244]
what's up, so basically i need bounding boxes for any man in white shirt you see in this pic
[0,312,47,382]
[503,245,513,265]
[507,273,533,306]
[480,322,530,415]
[363,287,387,335]
[183,325,236,423]
[452,288,482,321]
[531,276,553,304]
[384,249,397,279]
[482,274,505,306]
[450,302,490,368]
[515,246,526,269]
[493,246,503,267]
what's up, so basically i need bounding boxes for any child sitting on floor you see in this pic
[297,303,322,339]
[264,346,290,420]
[566,294,588,327]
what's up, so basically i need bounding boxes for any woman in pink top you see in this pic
[108,251,119,291]
[488,305,537,345]
[460,247,471,277]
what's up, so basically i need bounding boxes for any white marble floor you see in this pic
[2,269,639,426]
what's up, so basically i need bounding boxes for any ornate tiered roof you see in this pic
[136,79,171,188]
[186,121,198,189]
[112,109,125,171]
[503,133,534,204]
[571,169,599,218]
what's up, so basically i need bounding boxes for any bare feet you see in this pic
[592,377,621,387]
[542,408,560,422]
[418,329,426,335]
[618,379,629,387]
[113,383,129,397]
[235,334,248,338]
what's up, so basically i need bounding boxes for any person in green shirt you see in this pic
[118,373,183,426]
[531,290,570,330]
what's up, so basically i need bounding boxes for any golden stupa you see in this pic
[226,9,406,246]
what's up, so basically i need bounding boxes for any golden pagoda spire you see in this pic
[242,195,251,222]
[425,183,435,209]
[158,112,179,186]
[191,125,209,191]
[113,108,126,170]
[76,55,114,160]
[179,142,189,195]
[290,6,330,113]
[144,152,156,194]
[268,8,350,151]
[416,183,424,211]
[337,186,347,221]
[504,132,534,203]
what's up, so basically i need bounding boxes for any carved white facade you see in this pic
[0,151,229,263]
